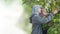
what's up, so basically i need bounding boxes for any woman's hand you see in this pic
[53,9,58,14]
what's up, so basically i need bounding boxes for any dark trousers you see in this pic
[42,29,48,34]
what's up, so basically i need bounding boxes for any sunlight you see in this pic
[0,0,26,34]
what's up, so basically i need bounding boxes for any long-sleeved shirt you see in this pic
[31,13,54,34]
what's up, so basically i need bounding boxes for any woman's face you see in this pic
[37,8,48,16]
[41,8,48,16]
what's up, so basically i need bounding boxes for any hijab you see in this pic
[32,5,42,15]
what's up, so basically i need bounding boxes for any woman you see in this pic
[31,5,58,34]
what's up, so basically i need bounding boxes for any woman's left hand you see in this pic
[53,8,58,14]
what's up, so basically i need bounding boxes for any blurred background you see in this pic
[0,0,60,34]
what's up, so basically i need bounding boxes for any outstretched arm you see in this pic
[33,13,54,24]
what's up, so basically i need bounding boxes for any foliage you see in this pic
[22,0,60,34]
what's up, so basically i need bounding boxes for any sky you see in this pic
[0,0,26,34]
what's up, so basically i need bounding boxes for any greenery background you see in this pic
[3,0,60,34]
[22,0,60,34]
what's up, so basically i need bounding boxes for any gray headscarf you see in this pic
[32,5,42,15]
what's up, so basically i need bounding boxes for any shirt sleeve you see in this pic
[33,13,54,24]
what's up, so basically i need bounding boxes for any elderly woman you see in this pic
[31,5,58,34]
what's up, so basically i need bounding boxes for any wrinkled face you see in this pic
[37,7,48,16]
[41,8,48,16]
[42,8,47,13]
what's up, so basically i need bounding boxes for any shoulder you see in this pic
[32,14,40,19]
[33,14,39,17]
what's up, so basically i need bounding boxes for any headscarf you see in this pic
[32,5,42,15]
